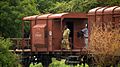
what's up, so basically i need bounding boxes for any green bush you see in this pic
[49,58,89,67]
[0,37,19,67]
[29,63,43,67]
[29,58,119,67]
[49,58,69,67]
[29,58,90,67]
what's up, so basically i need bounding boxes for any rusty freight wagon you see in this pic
[10,6,120,67]
[88,6,120,66]
[23,13,88,52]
[10,12,89,67]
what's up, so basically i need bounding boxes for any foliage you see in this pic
[49,58,89,67]
[29,58,89,67]
[0,0,39,38]
[18,63,22,67]
[0,37,19,67]
[67,0,98,12]
[36,0,96,13]
[28,58,120,67]
[49,1,70,13]
[29,63,43,67]
[97,0,120,6]
[36,0,70,13]
[49,58,69,67]
[1,0,120,38]
[89,21,120,66]
[37,0,120,13]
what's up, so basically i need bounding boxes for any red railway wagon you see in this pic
[17,12,89,67]
[10,6,120,67]
[88,6,120,66]
[23,13,88,52]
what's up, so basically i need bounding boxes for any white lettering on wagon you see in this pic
[35,34,42,37]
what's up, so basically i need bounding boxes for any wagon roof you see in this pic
[23,12,87,20]
[37,14,52,19]
[23,14,52,20]
[48,13,68,19]
[23,15,38,21]
[88,6,120,15]
[48,12,87,19]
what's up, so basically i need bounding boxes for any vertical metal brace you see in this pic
[112,6,119,22]
[30,19,32,52]
[35,15,39,25]
[29,16,33,52]
[101,7,109,22]
[95,7,102,22]
[60,18,63,54]
[46,14,51,53]
[22,18,25,52]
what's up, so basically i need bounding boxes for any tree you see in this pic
[97,0,120,6]
[1,0,120,38]
[0,37,19,67]
[36,0,98,13]
[0,0,39,38]
[36,0,70,13]
[38,0,120,13]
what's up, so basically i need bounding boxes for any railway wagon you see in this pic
[10,6,120,67]
[23,13,88,51]
[10,12,89,67]
[88,6,120,66]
